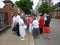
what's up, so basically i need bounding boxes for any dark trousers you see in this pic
[39,28,43,34]
[33,28,39,37]
[16,23,20,36]
[26,23,29,30]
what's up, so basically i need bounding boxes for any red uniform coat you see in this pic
[28,17,33,25]
[39,16,44,28]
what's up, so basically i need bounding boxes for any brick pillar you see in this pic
[4,3,13,25]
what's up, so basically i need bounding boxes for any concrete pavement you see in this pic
[0,18,60,45]
[0,28,35,45]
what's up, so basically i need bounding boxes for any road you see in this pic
[34,18,60,45]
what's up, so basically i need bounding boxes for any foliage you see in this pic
[51,6,57,12]
[38,2,56,14]
[12,4,15,7]
[15,0,33,14]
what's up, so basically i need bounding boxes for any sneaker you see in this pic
[47,37,51,39]
[21,38,25,40]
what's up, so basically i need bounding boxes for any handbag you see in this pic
[23,25,27,29]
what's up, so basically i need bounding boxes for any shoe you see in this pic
[21,38,25,40]
[47,37,51,39]
[33,36,38,38]
[17,34,20,36]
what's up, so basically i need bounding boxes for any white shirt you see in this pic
[12,16,16,23]
[32,20,39,28]
[44,16,47,21]
[44,13,47,21]
[19,18,24,26]
[15,15,20,23]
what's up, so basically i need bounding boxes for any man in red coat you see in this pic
[39,13,44,34]
[27,16,34,33]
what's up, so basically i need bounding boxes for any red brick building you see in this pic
[54,7,60,19]
[0,0,19,25]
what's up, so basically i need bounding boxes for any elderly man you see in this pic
[14,8,20,36]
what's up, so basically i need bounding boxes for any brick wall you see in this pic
[4,3,13,25]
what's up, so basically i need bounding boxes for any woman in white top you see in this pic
[12,15,17,32]
[12,15,16,29]
[32,17,39,38]
[19,18,26,40]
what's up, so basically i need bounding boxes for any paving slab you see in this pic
[34,18,60,45]
[0,28,33,45]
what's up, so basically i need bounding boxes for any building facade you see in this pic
[0,0,21,26]
[54,7,60,19]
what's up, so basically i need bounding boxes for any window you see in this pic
[0,13,5,25]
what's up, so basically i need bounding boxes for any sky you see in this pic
[0,0,60,9]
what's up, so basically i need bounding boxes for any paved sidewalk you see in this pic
[0,28,35,45]
[34,18,60,45]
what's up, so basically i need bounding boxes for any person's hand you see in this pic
[22,24,24,26]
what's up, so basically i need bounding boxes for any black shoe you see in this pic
[39,32,43,34]
[17,34,20,36]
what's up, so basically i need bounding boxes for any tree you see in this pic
[51,6,57,12]
[38,2,56,14]
[12,4,15,7]
[15,0,33,14]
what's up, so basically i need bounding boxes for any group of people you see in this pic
[28,13,51,39]
[12,12,27,40]
[12,12,51,40]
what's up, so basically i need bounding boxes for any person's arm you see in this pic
[22,19,24,26]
